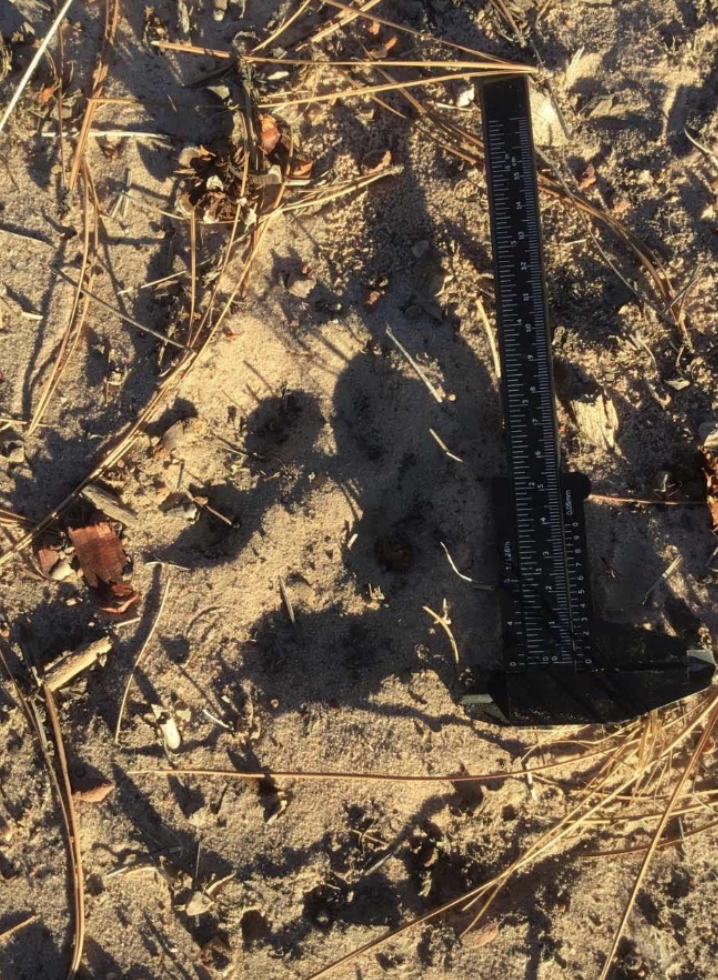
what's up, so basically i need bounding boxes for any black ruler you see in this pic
[473,76,715,725]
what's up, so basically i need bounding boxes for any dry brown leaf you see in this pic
[37,544,61,577]
[39,83,56,105]
[289,156,314,180]
[69,522,127,587]
[69,522,138,613]
[578,162,596,190]
[362,148,392,174]
[72,780,114,804]
[96,580,139,615]
[369,34,398,57]
[259,114,281,154]
[612,197,631,216]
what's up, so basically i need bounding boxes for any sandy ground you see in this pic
[1,0,718,978]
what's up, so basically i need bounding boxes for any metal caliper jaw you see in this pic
[472,629,716,726]
[462,474,716,726]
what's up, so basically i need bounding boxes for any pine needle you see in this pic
[115,577,172,744]
[259,69,528,109]
[598,697,718,980]
[28,162,96,434]
[251,0,314,53]
[0,0,77,137]
[68,0,119,189]
[43,684,85,979]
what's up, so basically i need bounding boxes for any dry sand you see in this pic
[1,0,718,978]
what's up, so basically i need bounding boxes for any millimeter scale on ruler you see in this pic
[467,76,715,725]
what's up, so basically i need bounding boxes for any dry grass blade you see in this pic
[1,641,87,980]
[157,44,501,70]
[55,9,68,185]
[129,734,651,783]
[282,168,398,211]
[385,326,443,403]
[488,0,525,39]
[1,109,396,570]
[476,295,501,377]
[115,577,172,743]
[29,163,96,434]
[297,692,718,979]
[151,40,232,58]
[68,0,119,189]
[683,127,718,175]
[591,493,705,506]
[0,508,35,528]
[0,0,77,137]
[0,915,40,943]
[251,0,315,52]
[535,148,691,342]
[304,0,385,47]
[423,602,461,668]
[187,209,197,346]
[248,56,522,69]
[598,699,718,980]
[54,270,192,351]
[259,69,530,109]
[582,814,718,858]
[43,684,85,979]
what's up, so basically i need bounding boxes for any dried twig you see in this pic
[42,685,85,979]
[278,575,296,627]
[440,541,492,590]
[428,428,463,463]
[0,915,39,943]
[590,493,705,507]
[423,600,461,668]
[385,327,443,404]
[45,637,112,692]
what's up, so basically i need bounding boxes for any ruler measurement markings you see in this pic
[483,77,577,667]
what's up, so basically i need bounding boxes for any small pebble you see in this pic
[50,558,74,582]
[4,442,25,464]
[411,240,430,259]
[456,83,475,108]
[188,806,208,828]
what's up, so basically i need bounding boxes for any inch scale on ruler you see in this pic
[466,76,715,726]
